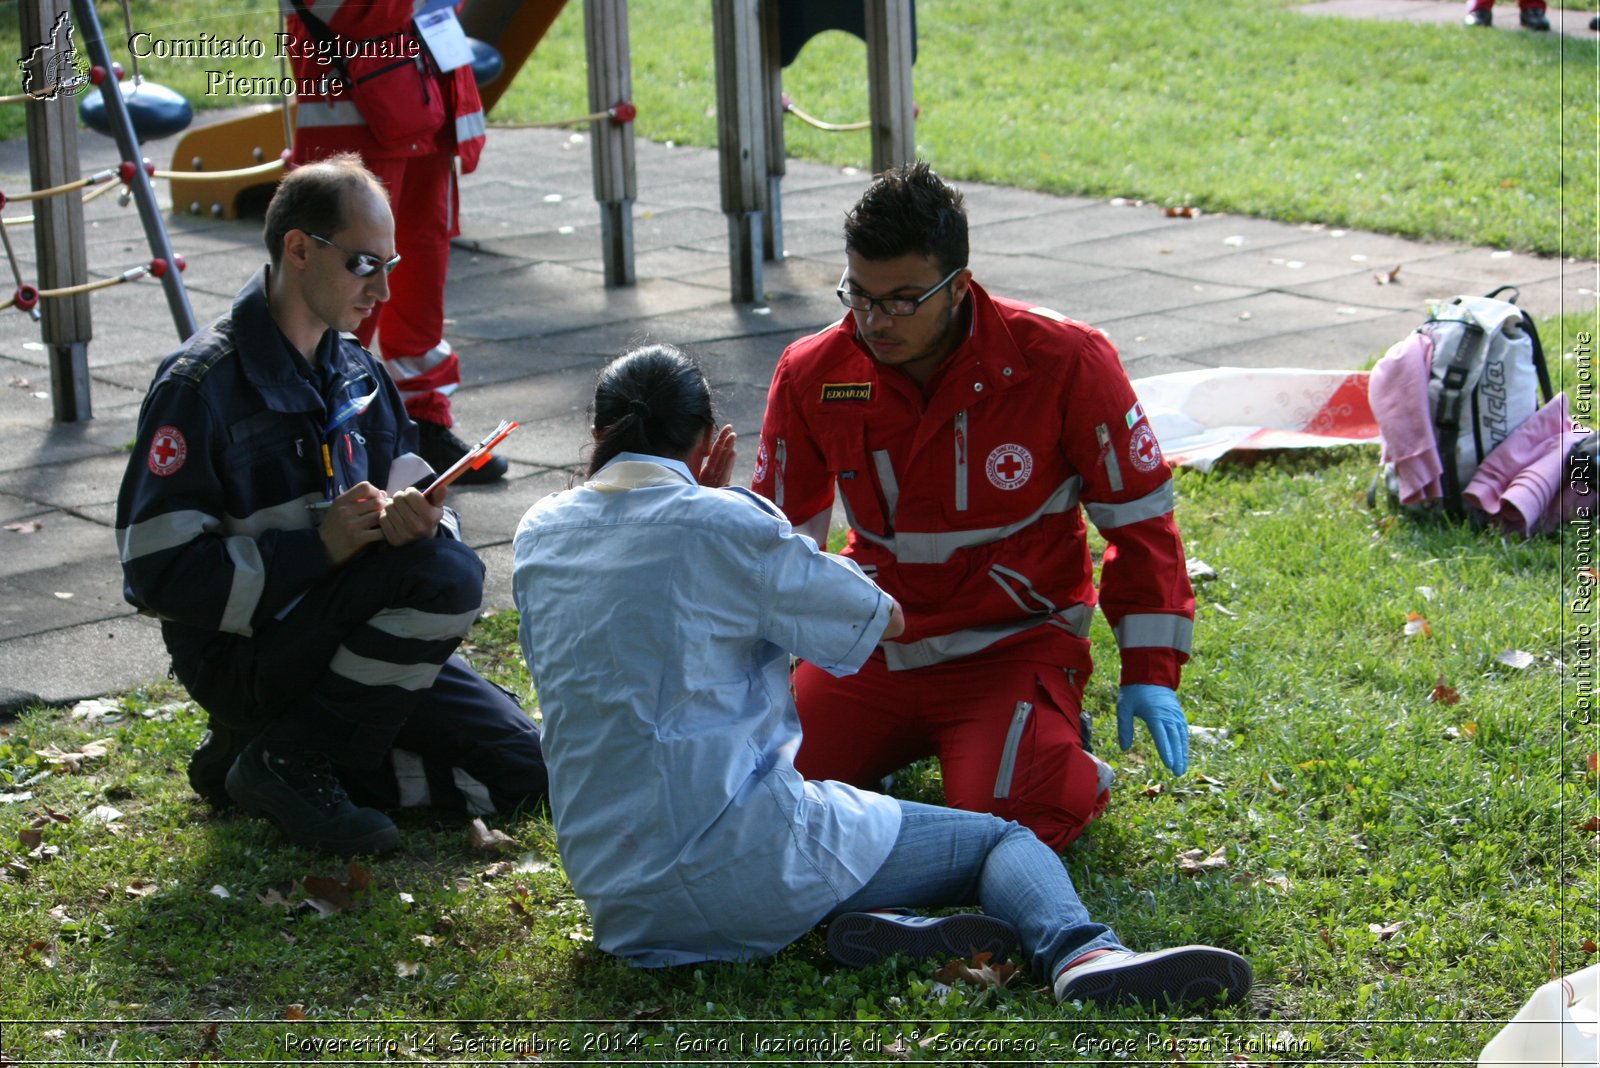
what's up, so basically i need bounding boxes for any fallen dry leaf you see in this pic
[1590,753,1598,777]
[124,881,158,898]
[3,521,42,534]
[1429,677,1461,705]
[1403,612,1432,638]
[1178,845,1229,876]
[34,739,114,773]
[1369,921,1405,941]
[22,940,58,968]
[470,817,517,852]
[1142,782,1164,798]
[70,699,119,721]
[18,827,42,851]
[1374,264,1403,286]
[1495,649,1535,671]
[257,888,291,909]
[284,1005,306,1022]
[1319,927,1335,951]
[395,960,421,978]
[933,950,1021,989]
[1263,770,1288,796]
[1194,773,1226,788]
[1585,939,1597,955]
[1164,205,1199,219]
[1578,815,1600,834]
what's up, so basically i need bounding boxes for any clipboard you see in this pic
[425,419,518,502]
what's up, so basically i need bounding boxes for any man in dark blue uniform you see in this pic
[116,155,546,854]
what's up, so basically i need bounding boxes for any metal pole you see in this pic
[69,0,197,342]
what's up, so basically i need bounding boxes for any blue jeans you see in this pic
[825,800,1123,980]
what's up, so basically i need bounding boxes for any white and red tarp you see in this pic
[1132,367,1380,472]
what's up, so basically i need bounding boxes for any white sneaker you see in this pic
[1053,945,1252,1008]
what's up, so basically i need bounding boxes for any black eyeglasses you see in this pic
[836,265,965,317]
[307,232,402,278]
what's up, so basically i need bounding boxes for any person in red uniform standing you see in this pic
[283,0,506,481]
[752,162,1195,852]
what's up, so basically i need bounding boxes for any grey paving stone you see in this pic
[0,615,168,714]
[1059,272,1261,324]
[0,509,117,581]
[0,555,128,641]
[0,453,129,510]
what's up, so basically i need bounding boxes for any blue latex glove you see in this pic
[1117,684,1189,775]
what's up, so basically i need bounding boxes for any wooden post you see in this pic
[864,0,916,174]
[584,0,635,286]
[19,0,92,422]
[712,0,765,303]
[760,0,785,263]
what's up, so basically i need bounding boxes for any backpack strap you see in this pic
[1434,322,1486,518]
[1481,285,1553,402]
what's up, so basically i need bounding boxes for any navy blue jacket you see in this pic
[116,266,455,644]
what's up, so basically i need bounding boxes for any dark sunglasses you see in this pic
[307,232,402,278]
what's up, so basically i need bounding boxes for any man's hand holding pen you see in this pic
[318,481,446,565]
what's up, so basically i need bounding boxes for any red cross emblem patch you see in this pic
[147,425,187,477]
[1129,423,1162,472]
[753,439,769,485]
[985,443,1033,490]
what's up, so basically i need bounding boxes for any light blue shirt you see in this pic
[512,454,901,966]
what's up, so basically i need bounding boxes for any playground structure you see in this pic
[9,0,915,423]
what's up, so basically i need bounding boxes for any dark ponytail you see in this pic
[588,344,715,476]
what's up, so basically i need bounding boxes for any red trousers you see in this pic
[794,651,1113,851]
[355,152,462,427]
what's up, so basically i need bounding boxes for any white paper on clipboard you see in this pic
[414,0,473,72]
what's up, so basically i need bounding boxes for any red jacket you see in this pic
[284,0,485,172]
[754,282,1194,688]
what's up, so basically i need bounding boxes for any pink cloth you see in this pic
[1370,332,1443,504]
[1464,393,1592,536]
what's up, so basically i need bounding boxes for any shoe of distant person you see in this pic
[1519,6,1550,30]
[417,420,509,485]
[1464,7,1492,26]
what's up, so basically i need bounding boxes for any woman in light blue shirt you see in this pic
[512,345,1251,1008]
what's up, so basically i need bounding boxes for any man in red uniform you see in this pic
[753,162,1194,851]
[283,0,505,481]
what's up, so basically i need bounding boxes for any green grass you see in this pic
[1,2,1596,1060]
[0,0,1591,255]
[1,310,1592,1061]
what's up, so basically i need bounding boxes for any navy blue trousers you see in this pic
[169,538,546,814]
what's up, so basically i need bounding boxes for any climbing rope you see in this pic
[489,101,637,130]
[0,158,193,318]
[782,94,869,133]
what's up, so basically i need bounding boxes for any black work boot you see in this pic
[188,722,249,807]
[1463,7,1492,25]
[416,420,508,484]
[1519,6,1550,30]
[225,741,400,854]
